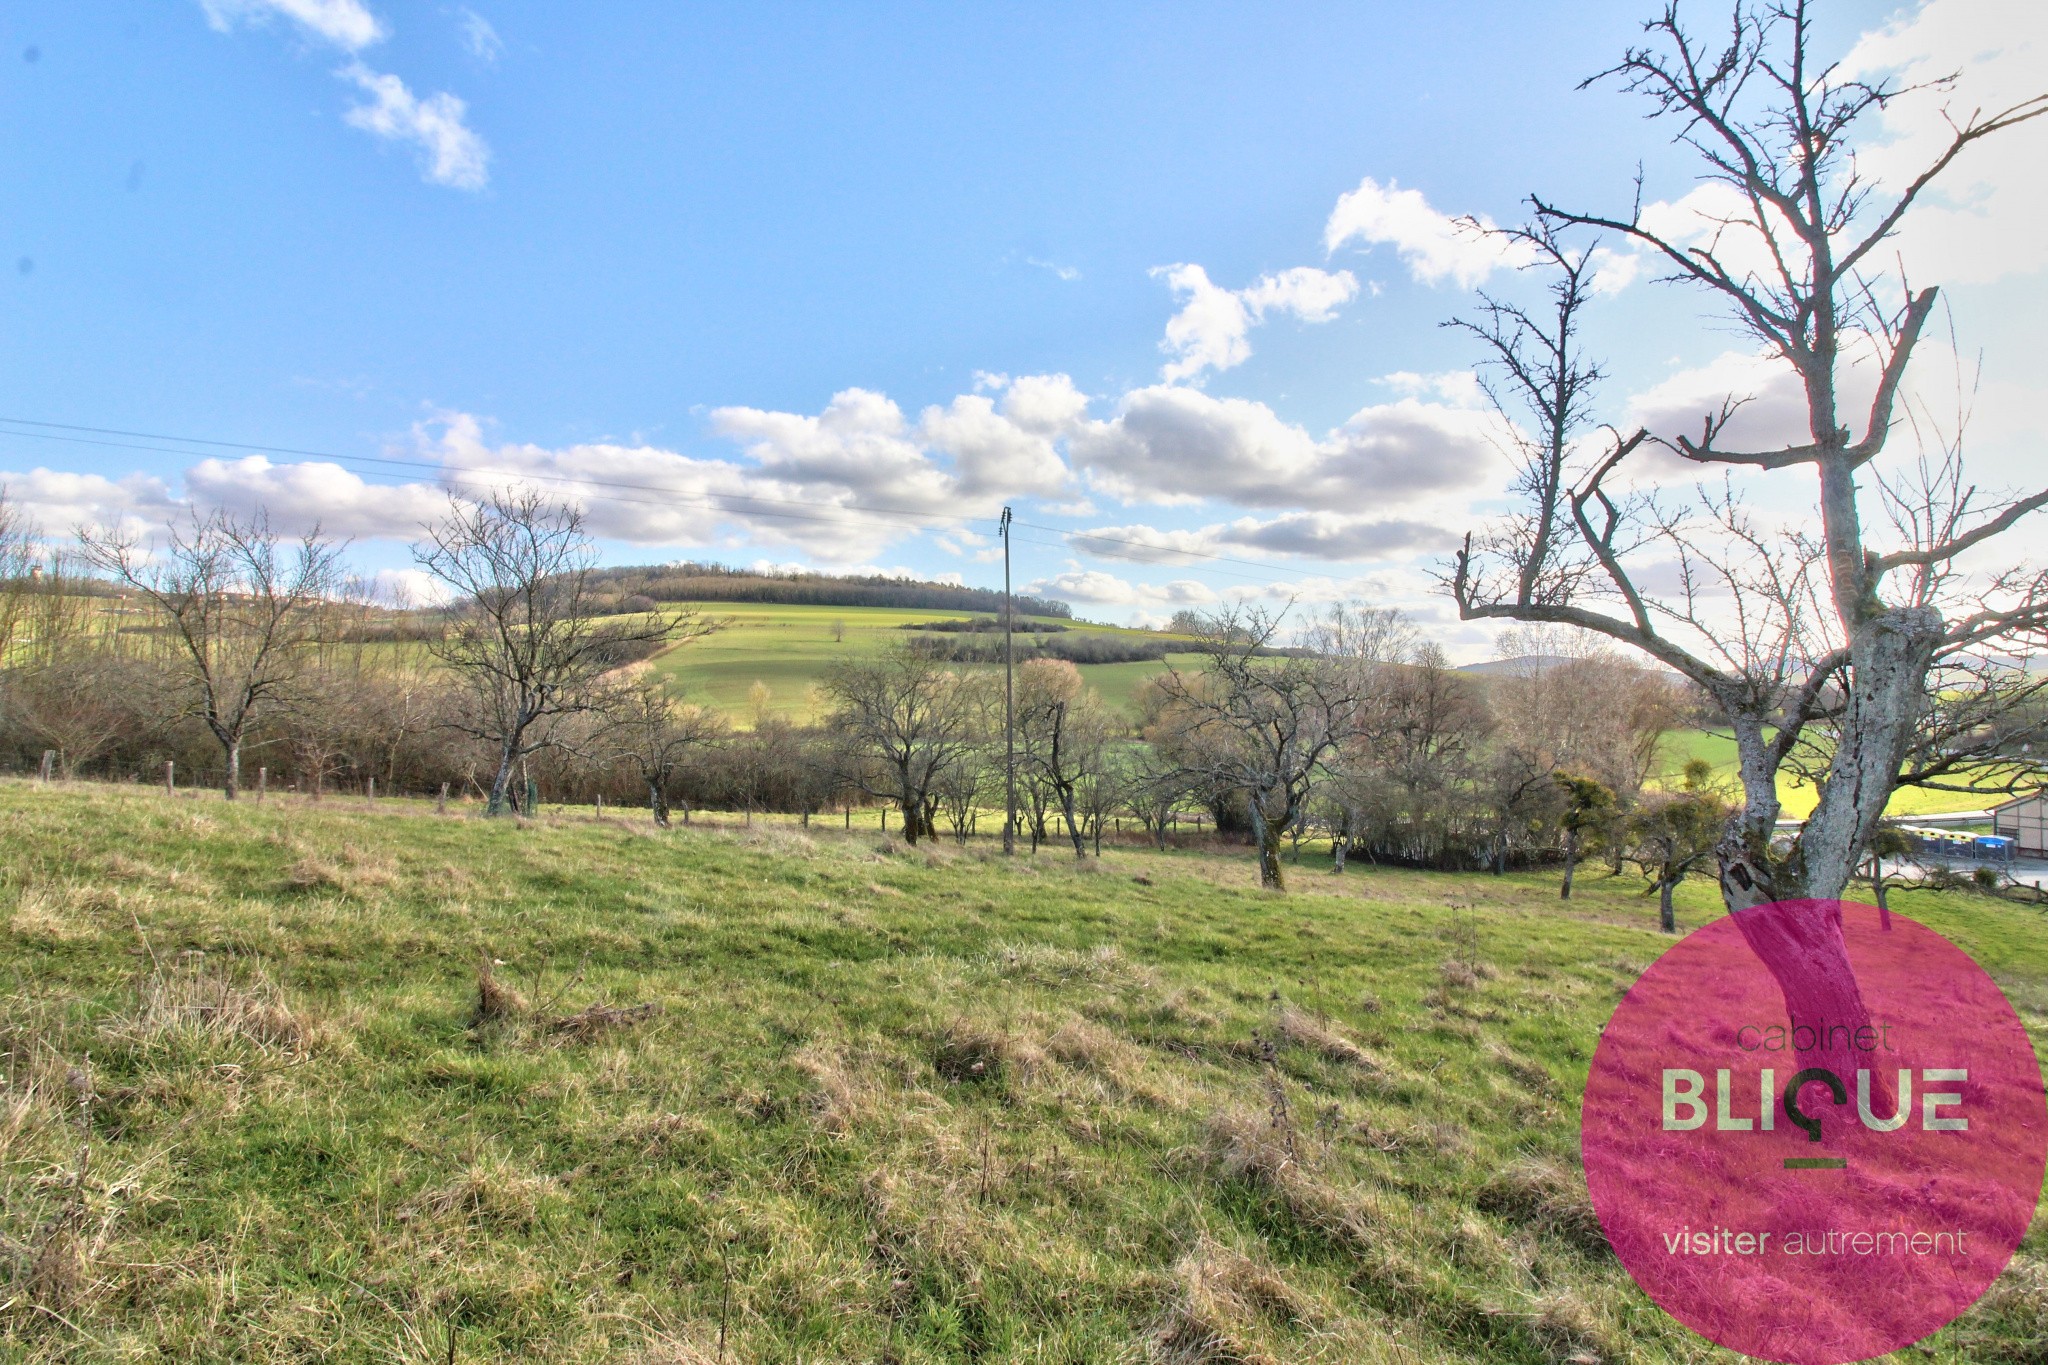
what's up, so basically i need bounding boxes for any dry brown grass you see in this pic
[1203,1108,1297,1188]
[406,1155,560,1230]
[1474,1159,1607,1256]
[792,1043,880,1135]
[933,1018,1045,1086]
[471,956,528,1026]
[1147,1237,1309,1365]
[1272,1006,1380,1071]
[112,958,308,1056]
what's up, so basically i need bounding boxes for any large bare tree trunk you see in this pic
[1249,800,1285,891]
[649,780,670,829]
[1059,785,1085,859]
[222,734,242,801]
[487,736,520,817]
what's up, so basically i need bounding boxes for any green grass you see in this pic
[1654,728,1997,819]
[645,602,1181,723]
[1,781,2045,1361]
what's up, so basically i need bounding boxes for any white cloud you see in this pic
[200,0,384,51]
[457,7,503,62]
[1072,512,1446,565]
[1026,257,1080,281]
[0,468,177,538]
[184,456,448,538]
[198,1,492,192]
[1152,263,1358,383]
[1375,369,1484,407]
[1070,386,1511,511]
[340,62,491,191]
[1026,568,1218,608]
[369,566,453,607]
[1323,176,1534,288]
[1839,0,2048,284]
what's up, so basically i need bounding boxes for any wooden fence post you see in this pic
[437,782,449,815]
[164,761,174,796]
[595,793,604,816]
[257,767,267,801]
[367,776,376,804]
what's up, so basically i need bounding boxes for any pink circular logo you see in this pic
[1582,900,2047,1363]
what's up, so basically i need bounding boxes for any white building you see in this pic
[1991,791,2048,858]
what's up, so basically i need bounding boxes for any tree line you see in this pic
[0,486,1730,915]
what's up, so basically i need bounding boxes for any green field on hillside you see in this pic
[644,602,1189,722]
[1655,729,1998,820]
[0,781,2044,1361]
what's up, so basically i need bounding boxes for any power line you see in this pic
[0,414,1318,586]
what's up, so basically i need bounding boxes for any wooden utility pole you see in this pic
[1001,506,1016,856]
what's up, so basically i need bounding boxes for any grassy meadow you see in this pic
[1,781,2045,1361]
[642,603,1195,723]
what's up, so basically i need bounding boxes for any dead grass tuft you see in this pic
[1203,1109,1297,1188]
[1476,1159,1609,1256]
[21,1210,85,1315]
[407,1156,559,1230]
[471,957,528,1026]
[933,1018,1044,1086]
[120,958,308,1055]
[548,1001,660,1042]
[1523,1288,1622,1363]
[792,1044,880,1135]
[286,847,398,897]
[1147,1237,1308,1364]
[1272,1006,1379,1071]
[8,886,101,944]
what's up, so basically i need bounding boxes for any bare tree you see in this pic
[1015,658,1113,859]
[79,509,344,799]
[821,644,982,844]
[415,490,696,816]
[1449,5,2048,1023]
[603,673,726,827]
[1153,605,1382,890]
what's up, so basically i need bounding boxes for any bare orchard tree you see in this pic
[822,644,985,845]
[79,509,344,798]
[1153,605,1384,890]
[1450,6,2048,997]
[603,673,727,827]
[415,489,696,816]
[1015,657,1114,859]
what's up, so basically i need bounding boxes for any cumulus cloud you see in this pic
[0,467,177,537]
[1153,263,1359,382]
[1026,568,1218,608]
[708,373,1082,521]
[340,63,491,190]
[181,456,447,538]
[1323,176,1535,288]
[1070,386,1511,511]
[200,0,384,51]
[1839,0,2048,284]
[1071,512,1447,565]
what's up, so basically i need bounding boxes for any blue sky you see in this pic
[2,1,2040,651]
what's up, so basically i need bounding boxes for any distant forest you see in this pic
[584,562,1071,618]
